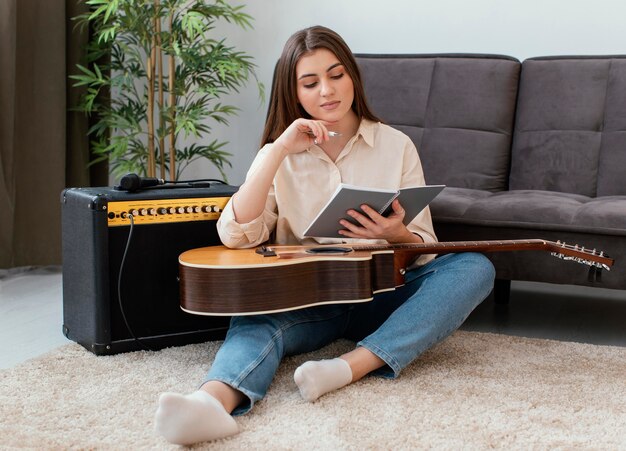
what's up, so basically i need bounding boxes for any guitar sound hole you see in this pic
[306,246,353,254]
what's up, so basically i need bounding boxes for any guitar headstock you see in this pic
[548,240,614,270]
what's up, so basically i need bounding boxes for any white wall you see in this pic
[184,0,626,185]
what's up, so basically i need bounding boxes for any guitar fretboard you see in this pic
[353,239,547,252]
[344,239,612,270]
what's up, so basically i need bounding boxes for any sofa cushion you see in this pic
[432,187,626,236]
[510,56,626,197]
[356,54,520,192]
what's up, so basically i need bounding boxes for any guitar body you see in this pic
[179,246,397,315]
[179,240,613,316]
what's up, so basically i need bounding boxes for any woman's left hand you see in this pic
[337,199,423,243]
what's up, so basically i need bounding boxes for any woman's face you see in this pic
[295,48,355,123]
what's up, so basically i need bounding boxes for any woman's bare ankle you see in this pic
[200,380,245,414]
[339,347,385,382]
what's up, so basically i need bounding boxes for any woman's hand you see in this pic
[337,199,423,244]
[231,118,335,224]
[273,118,336,155]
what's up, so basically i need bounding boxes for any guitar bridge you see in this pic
[256,246,276,257]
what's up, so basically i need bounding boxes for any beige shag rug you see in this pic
[1,331,625,450]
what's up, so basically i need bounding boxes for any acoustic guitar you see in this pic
[178,240,614,316]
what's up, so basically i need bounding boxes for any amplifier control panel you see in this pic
[106,196,231,226]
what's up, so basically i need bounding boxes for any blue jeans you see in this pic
[205,252,495,415]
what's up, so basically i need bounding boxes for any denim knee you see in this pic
[455,250,494,280]
[449,252,496,305]
[460,252,496,285]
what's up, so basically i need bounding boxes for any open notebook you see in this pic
[303,183,445,238]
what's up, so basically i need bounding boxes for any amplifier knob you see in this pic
[158,208,167,215]
[168,207,177,214]
[177,207,185,214]
[202,206,212,213]
[186,206,194,213]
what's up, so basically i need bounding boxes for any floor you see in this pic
[1,266,625,370]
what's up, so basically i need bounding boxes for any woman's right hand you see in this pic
[231,119,335,224]
[273,118,336,155]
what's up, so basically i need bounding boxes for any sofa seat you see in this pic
[432,188,626,236]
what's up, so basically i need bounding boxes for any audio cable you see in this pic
[117,214,154,352]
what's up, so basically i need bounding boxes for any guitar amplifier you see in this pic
[61,184,237,355]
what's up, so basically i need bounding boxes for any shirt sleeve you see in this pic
[216,147,279,249]
[400,138,438,245]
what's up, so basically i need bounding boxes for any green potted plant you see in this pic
[71,0,263,181]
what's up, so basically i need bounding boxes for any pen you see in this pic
[306,131,342,137]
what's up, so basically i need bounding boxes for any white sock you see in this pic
[294,358,353,402]
[154,390,239,445]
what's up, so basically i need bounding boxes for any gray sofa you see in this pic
[356,54,625,301]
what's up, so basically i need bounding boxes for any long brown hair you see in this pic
[260,26,382,146]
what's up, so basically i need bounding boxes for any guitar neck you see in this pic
[351,239,613,270]
[357,239,548,254]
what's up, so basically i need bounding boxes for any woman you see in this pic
[155,25,495,445]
